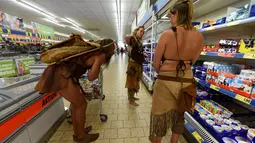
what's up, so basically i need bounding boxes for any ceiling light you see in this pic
[65,17,81,27]
[44,18,66,27]
[15,0,57,19]
[69,26,86,33]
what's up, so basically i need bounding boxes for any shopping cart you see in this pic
[66,68,108,123]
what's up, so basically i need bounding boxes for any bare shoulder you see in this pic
[193,29,204,41]
[160,29,174,39]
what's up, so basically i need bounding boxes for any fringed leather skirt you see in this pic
[149,70,193,140]
[125,59,143,92]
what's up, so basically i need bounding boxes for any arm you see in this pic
[87,56,104,81]
[153,31,168,73]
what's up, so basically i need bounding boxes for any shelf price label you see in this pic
[210,84,220,91]
[192,131,204,143]
[235,94,252,105]
[200,52,206,55]
[7,29,11,34]
[0,28,3,34]
[227,21,240,27]
[243,53,255,59]
[26,32,29,37]
[206,27,215,31]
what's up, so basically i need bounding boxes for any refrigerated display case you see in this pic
[0,75,65,143]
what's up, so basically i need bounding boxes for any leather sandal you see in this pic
[73,126,93,141]
[129,101,139,106]
[77,133,99,143]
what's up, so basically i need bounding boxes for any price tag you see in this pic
[210,84,220,91]
[7,29,11,34]
[0,28,3,33]
[29,32,32,37]
[227,21,240,27]
[236,94,252,104]
[206,27,215,31]
[192,131,204,143]
[243,53,255,59]
[200,52,206,55]
[26,32,29,37]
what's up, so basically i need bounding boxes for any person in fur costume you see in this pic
[35,35,115,143]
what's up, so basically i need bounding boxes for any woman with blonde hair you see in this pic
[125,26,145,106]
[149,0,204,143]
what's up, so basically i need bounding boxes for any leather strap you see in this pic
[157,75,194,83]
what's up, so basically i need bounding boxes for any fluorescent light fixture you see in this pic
[69,26,85,33]
[54,32,69,37]
[15,0,57,19]
[193,0,200,4]
[44,18,66,27]
[116,0,121,41]
[65,17,81,27]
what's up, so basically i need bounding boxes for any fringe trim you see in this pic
[149,110,181,141]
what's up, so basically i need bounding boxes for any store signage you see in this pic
[0,11,25,31]
[154,0,169,13]
[31,22,54,38]
[42,92,58,107]
[0,60,17,77]
[14,57,35,75]
[137,0,149,24]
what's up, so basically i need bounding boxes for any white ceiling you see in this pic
[0,0,143,40]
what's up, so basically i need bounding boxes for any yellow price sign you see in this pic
[227,21,240,27]
[7,29,11,34]
[200,52,206,55]
[206,27,215,31]
[26,32,29,37]
[243,53,255,59]
[0,28,3,33]
[210,84,220,91]
[192,131,204,143]
[236,94,252,105]
[29,32,32,37]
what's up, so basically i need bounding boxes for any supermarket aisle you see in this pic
[49,54,187,143]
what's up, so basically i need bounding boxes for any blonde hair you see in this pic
[132,26,144,39]
[170,0,193,30]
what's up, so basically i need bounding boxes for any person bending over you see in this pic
[35,35,115,143]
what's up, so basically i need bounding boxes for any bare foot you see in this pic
[129,100,139,106]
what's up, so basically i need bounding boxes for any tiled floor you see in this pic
[49,54,187,143]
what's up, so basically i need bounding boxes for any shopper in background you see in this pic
[125,26,145,106]
[35,35,116,143]
[149,0,203,143]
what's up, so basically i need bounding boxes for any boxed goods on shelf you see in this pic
[194,101,253,143]
[227,4,250,23]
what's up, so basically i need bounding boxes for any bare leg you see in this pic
[128,89,139,106]
[71,103,77,136]
[170,132,179,143]
[73,102,86,137]
[153,137,162,143]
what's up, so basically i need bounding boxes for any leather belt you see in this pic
[157,75,194,83]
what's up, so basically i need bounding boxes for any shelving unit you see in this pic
[138,0,255,142]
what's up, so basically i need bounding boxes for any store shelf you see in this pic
[198,16,255,33]
[200,52,255,60]
[142,72,153,91]
[195,78,255,107]
[184,112,218,143]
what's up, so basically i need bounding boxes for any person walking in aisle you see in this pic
[125,26,145,106]
[35,35,115,143]
[149,0,204,143]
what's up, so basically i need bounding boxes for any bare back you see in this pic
[153,26,204,72]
